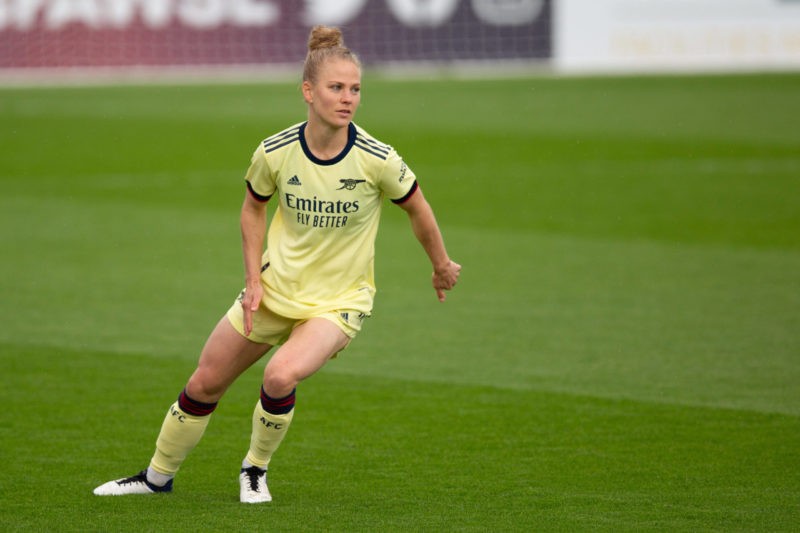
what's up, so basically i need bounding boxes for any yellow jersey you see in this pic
[244,121,417,319]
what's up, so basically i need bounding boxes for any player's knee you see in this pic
[262,370,297,399]
[186,369,226,403]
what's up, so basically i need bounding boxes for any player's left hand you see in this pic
[433,260,461,302]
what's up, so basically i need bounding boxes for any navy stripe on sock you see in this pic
[178,389,218,417]
[260,387,295,415]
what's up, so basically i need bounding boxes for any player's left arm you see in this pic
[396,185,461,302]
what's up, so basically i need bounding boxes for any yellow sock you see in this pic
[149,401,212,475]
[245,400,294,469]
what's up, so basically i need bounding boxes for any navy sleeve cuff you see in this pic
[391,180,418,204]
[246,180,272,202]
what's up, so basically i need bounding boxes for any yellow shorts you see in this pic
[225,292,367,346]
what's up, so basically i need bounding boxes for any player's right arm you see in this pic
[240,143,276,336]
[240,189,267,336]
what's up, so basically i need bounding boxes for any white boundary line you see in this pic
[1,59,797,89]
[0,60,555,88]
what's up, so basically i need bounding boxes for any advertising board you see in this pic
[0,0,552,70]
[556,0,800,72]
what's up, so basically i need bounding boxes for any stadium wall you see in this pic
[1,0,799,83]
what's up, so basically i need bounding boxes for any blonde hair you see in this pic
[302,25,362,83]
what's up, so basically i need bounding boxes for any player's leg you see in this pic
[149,317,273,477]
[264,316,351,398]
[94,317,272,496]
[240,317,350,503]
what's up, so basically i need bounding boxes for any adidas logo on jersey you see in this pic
[287,175,302,186]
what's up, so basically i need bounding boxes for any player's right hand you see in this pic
[241,282,263,336]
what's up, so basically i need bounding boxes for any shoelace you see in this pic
[243,467,264,492]
[117,471,147,485]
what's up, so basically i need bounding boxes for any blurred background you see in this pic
[2,2,799,531]
[1,0,799,82]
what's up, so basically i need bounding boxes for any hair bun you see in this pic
[308,25,344,52]
[302,25,360,82]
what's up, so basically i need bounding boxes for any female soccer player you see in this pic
[93,25,461,503]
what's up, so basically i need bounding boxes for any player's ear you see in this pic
[302,81,313,104]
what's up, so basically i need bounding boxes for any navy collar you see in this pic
[299,122,356,166]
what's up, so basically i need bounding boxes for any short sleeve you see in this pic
[244,144,276,201]
[379,150,417,204]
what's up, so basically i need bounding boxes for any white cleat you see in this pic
[240,466,272,503]
[93,470,173,496]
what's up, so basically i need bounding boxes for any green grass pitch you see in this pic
[1,72,799,531]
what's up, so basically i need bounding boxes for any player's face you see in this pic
[304,58,361,129]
